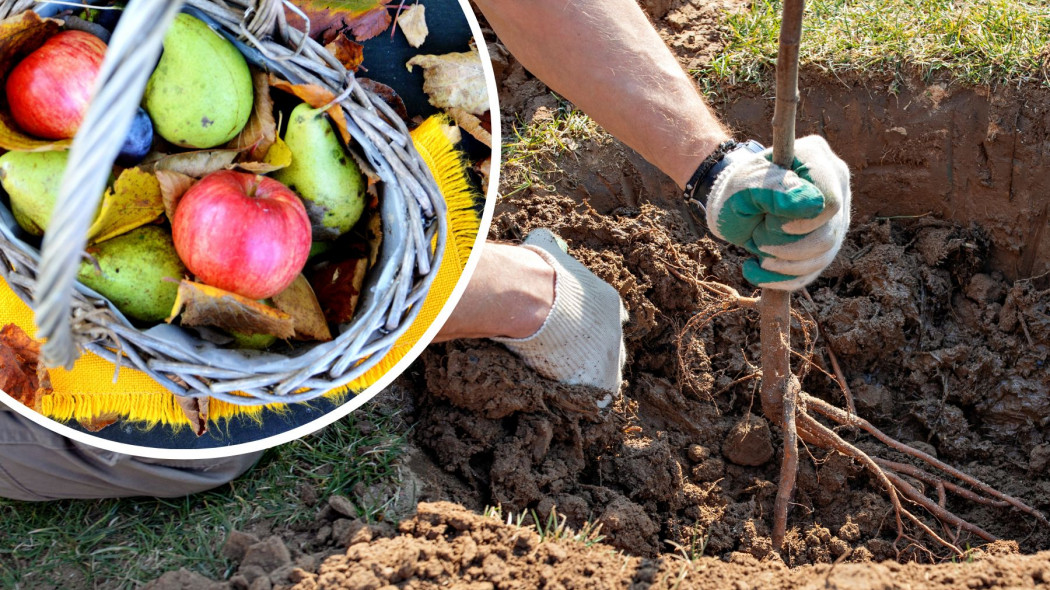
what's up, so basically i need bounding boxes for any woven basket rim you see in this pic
[0,0,447,405]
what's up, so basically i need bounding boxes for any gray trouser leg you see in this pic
[0,403,263,501]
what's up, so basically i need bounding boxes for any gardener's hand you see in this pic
[706,135,851,291]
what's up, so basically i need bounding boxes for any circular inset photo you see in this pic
[0,0,498,457]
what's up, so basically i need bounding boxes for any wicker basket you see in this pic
[0,0,446,405]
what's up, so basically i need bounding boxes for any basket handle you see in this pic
[35,0,185,368]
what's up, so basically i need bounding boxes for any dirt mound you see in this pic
[284,502,1050,590]
[148,500,1050,590]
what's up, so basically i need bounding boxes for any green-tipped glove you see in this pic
[705,136,851,291]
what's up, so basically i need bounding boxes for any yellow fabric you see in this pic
[0,115,480,428]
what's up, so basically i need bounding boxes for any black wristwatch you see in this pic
[683,139,765,216]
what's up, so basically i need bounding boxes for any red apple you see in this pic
[172,170,312,300]
[6,30,107,140]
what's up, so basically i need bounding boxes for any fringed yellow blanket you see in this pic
[0,116,481,429]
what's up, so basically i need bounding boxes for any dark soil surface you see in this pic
[150,2,1050,588]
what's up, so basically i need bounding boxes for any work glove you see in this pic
[706,135,851,291]
[493,229,628,408]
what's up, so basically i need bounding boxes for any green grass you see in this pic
[483,505,607,548]
[697,0,1050,89]
[500,95,602,197]
[0,409,406,590]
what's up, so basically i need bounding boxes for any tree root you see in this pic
[675,283,1049,560]
[804,394,1049,528]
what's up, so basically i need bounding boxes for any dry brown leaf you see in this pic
[235,136,293,174]
[168,280,295,338]
[86,167,165,244]
[227,70,276,161]
[308,254,369,325]
[406,49,489,116]
[473,156,491,196]
[325,33,365,72]
[156,170,196,223]
[150,149,240,178]
[366,205,382,267]
[358,78,408,121]
[0,324,52,411]
[398,4,427,48]
[447,107,492,147]
[285,0,394,43]
[272,275,333,342]
[175,396,209,436]
[78,412,119,432]
[269,76,352,146]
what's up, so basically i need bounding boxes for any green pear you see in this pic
[272,103,366,241]
[143,13,253,149]
[77,226,187,323]
[0,150,70,236]
[229,330,278,350]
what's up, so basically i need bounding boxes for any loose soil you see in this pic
[152,2,1050,588]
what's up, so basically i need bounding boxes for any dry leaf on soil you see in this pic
[0,12,68,152]
[285,0,394,43]
[168,280,295,339]
[398,4,427,48]
[226,70,276,161]
[325,32,365,72]
[156,170,196,223]
[269,76,353,146]
[272,275,333,342]
[406,48,489,116]
[0,323,52,411]
[86,167,165,244]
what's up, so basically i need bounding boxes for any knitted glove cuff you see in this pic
[492,240,627,398]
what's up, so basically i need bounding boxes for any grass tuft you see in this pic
[484,504,606,548]
[500,95,602,197]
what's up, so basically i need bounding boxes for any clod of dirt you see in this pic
[687,444,711,463]
[722,416,775,466]
[327,495,356,518]
[332,519,372,547]
[596,493,661,556]
[1031,444,1050,473]
[609,434,685,502]
[222,531,261,562]
[144,568,225,590]
[241,536,292,574]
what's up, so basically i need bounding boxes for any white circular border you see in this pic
[0,0,502,461]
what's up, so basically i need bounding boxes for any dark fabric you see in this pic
[0,404,261,501]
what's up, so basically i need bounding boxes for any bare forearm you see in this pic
[475,0,731,187]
